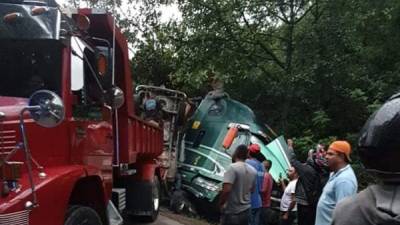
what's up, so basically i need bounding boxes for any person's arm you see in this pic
[261,173,271,193]
[288,193,296,211]
[261,174,266,193]
[219,183,232,211]
[335,181,357,202]
[257,169,264,194]
[219,166,236,211]
[287,139,311,177]
[251,176,256,193]
[279,179,287,192]
[287,139,296,162]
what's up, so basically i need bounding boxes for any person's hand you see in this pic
[277,174,283,184]
[282,212,289,220]
[287,139,293,149]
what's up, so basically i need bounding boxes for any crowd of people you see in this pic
[219,93,400,225]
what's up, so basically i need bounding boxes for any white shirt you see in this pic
[280,179,298,212]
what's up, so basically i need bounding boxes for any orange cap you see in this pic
[329,141,352,162]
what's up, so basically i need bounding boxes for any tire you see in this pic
[169,190,196,215]
[170,190,186,214]
[142,176,161,222]
[64,205,103,225]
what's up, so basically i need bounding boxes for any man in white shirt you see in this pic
[279,167,298,225]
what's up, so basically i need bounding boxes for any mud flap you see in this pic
[125,180,153,216]
[124,176,160,222]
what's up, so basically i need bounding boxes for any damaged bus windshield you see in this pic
[0,40,62,98]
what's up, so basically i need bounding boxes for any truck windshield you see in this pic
[0,40,62,98]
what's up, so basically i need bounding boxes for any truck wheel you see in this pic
[64,205,103,225]
[142,176,160,222]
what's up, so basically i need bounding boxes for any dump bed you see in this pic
[78,9,164,164]
[120,114,163,163]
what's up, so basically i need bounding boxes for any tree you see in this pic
[168,0,317,131]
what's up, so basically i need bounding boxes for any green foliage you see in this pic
[311,110,331,130]
[131,28,177,87]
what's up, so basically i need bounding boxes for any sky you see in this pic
[54,0,181,23]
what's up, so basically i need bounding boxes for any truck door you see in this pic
[69,36,114,194]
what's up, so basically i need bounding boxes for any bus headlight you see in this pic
[193,177,220,192]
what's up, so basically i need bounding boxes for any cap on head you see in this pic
[248,144,261,154]
[329,140,351,162]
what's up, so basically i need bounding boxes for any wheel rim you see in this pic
[153,179,160,211]
[154,197,159,211]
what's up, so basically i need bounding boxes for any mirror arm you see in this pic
[103,103,112,110]
[19,108,38,208]
[25,105,41,111]
[83,52,105,94]
[91,37,111,48]
[16,90,65,207]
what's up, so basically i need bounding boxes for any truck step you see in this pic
[112,188,126,211]
[107,200,123,225]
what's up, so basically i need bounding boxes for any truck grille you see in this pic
[0,210,30,225]
[0,129,17,153]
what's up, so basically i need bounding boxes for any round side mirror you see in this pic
[110,87,125,109]
[28,90,65,128]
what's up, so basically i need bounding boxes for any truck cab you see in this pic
[171,90,291,215]
[0,1,163,224]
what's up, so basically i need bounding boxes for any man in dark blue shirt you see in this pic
[246,144,265,225]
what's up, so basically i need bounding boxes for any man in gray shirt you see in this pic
[220,144,257,225]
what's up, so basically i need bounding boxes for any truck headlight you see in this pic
[193,177,220,192]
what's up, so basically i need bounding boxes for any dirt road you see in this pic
[123,209,213,225]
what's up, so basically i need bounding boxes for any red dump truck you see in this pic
[0,1,166,224]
